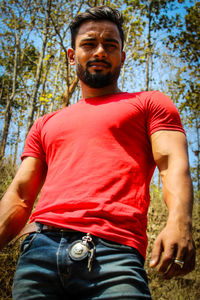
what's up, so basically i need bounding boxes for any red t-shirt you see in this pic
[22,91,184,258]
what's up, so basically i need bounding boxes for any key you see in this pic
[87,248,95,272]
[82,233,96,271]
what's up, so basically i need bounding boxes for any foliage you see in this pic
[0,157,16,198]
[0,0,199,182]
[166,1,200,194]
[146,188,200,300]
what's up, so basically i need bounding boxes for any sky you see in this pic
[0,0,198,169]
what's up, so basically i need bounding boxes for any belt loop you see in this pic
[36,222,43,233]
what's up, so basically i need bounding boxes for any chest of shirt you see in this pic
[41,98,148,152]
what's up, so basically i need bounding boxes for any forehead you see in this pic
[76,20,121,43]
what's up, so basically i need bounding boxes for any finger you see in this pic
[150,237,163,268]
[157,244,176,275]
[183,240,196,274]
[180,246,196,275]
[172,239,196,277]
[163,244,196,279]
[163,259,184,279]
[167,247,186,277]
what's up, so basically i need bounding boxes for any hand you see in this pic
[150,220,196,279]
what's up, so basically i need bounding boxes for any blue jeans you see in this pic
[13,225,152,299]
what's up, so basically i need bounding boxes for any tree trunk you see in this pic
[37,56,52,117]
[25,0,52,137]
[157,172,161,191]
[120,12,135,91]
[63,76,79,107]
[0,77,5,104]
[0,26,20,159]
[145,53,150,91]
[145,2,152,91]
[13,120,21,166]
[195,116,200,195]
[50,59,61,112]
[0,95,12,160]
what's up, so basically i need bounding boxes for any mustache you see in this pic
[86,59,111,68]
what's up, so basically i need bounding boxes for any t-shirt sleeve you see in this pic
[21,118,46,161]
[146,91,185,136]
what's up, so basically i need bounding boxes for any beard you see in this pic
[76,60,121,89]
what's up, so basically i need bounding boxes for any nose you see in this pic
[93,43,107,59]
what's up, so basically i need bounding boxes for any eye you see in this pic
[104,43,118,49]
[82,42,96,48]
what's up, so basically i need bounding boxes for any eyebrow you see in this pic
[80,37,120,45]
[104,38,120,44]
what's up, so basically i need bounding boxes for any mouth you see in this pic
[87,60,111,70]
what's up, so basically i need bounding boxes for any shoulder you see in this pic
[120,91,173,115]
[35,109,62,126]
[123,90,167,105]
[30,108,68,134]
[126,90,179,114]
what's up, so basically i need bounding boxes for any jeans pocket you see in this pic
[20,232,38,254]
[98,238,144,265]
[98,238,132,251]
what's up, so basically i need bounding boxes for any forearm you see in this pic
[150,131,195,278]
[0,190,33,250]
[0,157,47,250]
[161,161,193,227]
[150,167,195,278]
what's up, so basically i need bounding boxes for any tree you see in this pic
[0,0,36,159]
[167,1,200,196]
[25,0,53,136]
[0,0,199,180]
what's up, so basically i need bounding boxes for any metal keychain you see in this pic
[68,233,96,271]
[82,233,96,272]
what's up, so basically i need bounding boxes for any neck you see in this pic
[80,81,122,99]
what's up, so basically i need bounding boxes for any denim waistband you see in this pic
[36,222,144,264]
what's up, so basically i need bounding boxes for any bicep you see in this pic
[150,130,190,176]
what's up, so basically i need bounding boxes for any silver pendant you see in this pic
[68,240,88,261]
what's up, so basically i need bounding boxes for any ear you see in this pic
[121,51,126,67]
[67,48,75,65]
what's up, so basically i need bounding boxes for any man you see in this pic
[0,6,195,300]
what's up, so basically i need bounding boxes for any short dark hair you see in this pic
[69,6,125,50]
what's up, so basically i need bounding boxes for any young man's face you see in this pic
[68,20,125,89]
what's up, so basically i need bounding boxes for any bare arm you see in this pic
[150,130,195,279]
[0,157,47,250]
